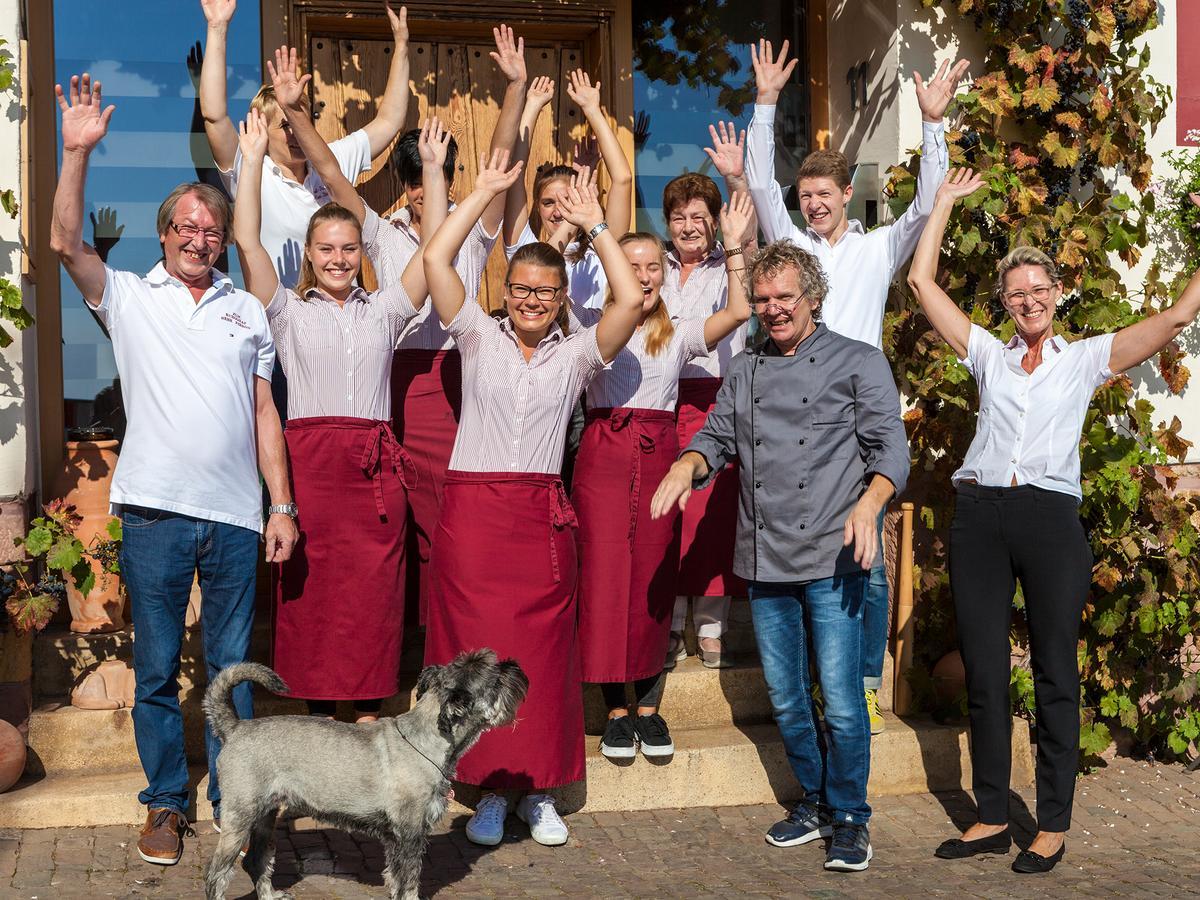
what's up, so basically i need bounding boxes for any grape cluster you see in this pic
[0,570,16,603]
[1078,152,1098,184]
[91,540,120,575]
[1045,168,1073,207]
[36,578,66,603]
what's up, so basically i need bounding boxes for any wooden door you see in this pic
[302,18,592,307]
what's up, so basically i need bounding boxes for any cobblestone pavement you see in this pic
[1,760,1196,898]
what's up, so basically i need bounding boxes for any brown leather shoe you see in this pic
[137,807,191,865]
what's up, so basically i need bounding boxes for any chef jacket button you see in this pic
[756,439,762,446]
[799,524,806,530]
[802,397,808,403]
[755,481,762,488]
[758,523,765,530]
[754,397,761,404]
[809,356,815,363]
[798,482,805,489]
[798,438,805,446]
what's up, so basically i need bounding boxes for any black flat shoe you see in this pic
[1012,842,1065,873]
[934,829,1012,859]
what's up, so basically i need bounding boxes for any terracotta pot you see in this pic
[0,718,24,792]
[932,649,967,704]
[51,437,125,633]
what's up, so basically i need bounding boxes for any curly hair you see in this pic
[746,240,830,320]
[994,245,1061,298]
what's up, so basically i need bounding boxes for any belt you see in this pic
[359,421,417,518]
[548,479,578,582]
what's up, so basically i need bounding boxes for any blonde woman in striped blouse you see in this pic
[233,108,431,722]
[571,193,754,763]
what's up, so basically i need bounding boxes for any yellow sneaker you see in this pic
[866,689,885,735]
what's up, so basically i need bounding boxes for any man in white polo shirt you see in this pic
[51,73,298,867]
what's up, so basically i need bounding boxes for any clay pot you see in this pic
[71,659,136,710]
[932,649,967,704]
[51,435,124,633]
[0,718,24,792]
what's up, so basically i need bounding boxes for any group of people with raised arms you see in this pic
[49,0,1200,879]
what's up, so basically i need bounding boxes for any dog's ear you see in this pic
[416,664,442,701]
[436,687,470,736]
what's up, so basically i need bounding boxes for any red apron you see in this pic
[425,470,584,789]
[574,408,680,683]
[273,417,416,700]
[676,378,745,597]
[391,349,462,625]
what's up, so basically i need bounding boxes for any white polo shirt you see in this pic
[95,263,275,533]
[220,130,373,288]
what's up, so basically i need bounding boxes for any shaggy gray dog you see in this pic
[202,649,528,900]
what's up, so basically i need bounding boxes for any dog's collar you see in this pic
[394,722,451,780]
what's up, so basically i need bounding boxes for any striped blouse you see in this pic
[266,282,418,421]
[446,301,606,473]
[361,204,499,351]
[505,221,610,311]
[661,242,747,380]
[573,308,708,410]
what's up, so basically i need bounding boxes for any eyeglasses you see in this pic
[1002,285,1055,304]
[751,297,803,313]
[507,282,563,302]
[169,221,225,245]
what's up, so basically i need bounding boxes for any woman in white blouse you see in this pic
[422,150,643,847]
[234,109,429,723]
[570,197,752,763]
[908,169,1200,874]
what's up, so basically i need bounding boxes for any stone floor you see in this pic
[1,759,1196,898]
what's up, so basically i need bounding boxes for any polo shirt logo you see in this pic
[221,312,251,330]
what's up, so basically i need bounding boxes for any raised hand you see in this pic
[703,121,746,179]
[57,74,115,154]
[566,69,601,116]
[527,75,555,111]
[915,57,971,123]
[474,148,524,196]
[558,175,604,232]
[187,41,204,90]
[418,116,451,169]
[568,162,600,197]
[719,191,755,248]
[490,25,527,85]
[200,0,236,26]
[936,167,985,204]
[751,39,798,106]
[385,2,408,44]
[266,46,311,111]
[238,107,270,162]
[90,206,124,262]
[571,134,600,172]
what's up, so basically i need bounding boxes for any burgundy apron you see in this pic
[391,349,462,625]
[676,378,745,597]
[272,417,415,700]
[574,408,680,683]
[425,470,584,789]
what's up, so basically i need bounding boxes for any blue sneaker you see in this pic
[825,822,873,871]
[765,802,832,847]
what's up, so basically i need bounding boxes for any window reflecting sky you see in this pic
[54,0,261,416]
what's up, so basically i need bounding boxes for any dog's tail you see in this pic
[202,662,288,743]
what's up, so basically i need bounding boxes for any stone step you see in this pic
[0,714,1034,828]
[27,655,775,776]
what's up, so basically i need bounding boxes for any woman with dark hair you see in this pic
[909,170,1200,873]
[422,150,643,847]
[502,69,633,309]
[570,199,752,762]
[233,109,429,722]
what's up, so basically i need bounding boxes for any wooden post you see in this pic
[892,501,915,715]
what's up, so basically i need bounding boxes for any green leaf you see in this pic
[22,525,53,556]
[106,518,123,541]
[70,560,95,598]
[45,536,84,573]
[1079,721,1112,757]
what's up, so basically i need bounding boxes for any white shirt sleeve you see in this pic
[95,266,141,329]
[254,313,276,381]
[679,316,710,362]
[745,104,806,246]
[1085,332,1117,388]
[960,323,1000,380]
[219,148,242,198]
[328,129,374,182]
[885,121,949,274]
[445,298,495,354]
[504,221,539,261]
[572,325,607,381]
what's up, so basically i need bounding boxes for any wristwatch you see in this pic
[587,221,609,240]
[268,503,298,518]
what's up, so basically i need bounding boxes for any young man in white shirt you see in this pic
[744,39,967,733]
[51,74,298,868]
[199,0,412,285]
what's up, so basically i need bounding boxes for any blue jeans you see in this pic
[749,572,871,825]
[862,565,888,691]
[120,506,259,818]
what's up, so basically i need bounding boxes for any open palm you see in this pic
[704,121,745,179]
[200,0,237,26]
[937,168,985,203]
[267,46,311,110]
[475,149,523,195]
[57,75,115,153]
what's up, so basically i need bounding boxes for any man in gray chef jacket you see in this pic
[651,240,910,874]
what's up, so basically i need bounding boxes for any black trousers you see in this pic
[599,671,667,711]
[949,483,1092,832]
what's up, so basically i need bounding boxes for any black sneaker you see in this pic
[634,713,674,757]
[825,822,873,871]
[765,801,832,847]
[600,715,637,759]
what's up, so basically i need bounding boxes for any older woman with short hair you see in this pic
[908,170,1200,874]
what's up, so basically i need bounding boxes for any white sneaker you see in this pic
[516,793,569,846]
[465,793,508,846]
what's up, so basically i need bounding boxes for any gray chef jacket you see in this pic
[685,323,910,583]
